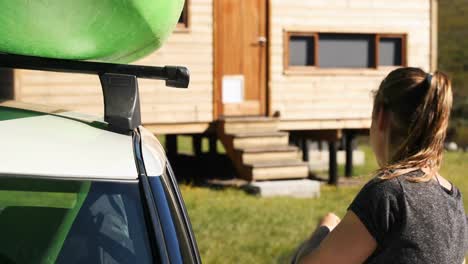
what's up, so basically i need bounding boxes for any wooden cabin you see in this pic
[1,0,438,183]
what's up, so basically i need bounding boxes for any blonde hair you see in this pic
[373,67,453,182]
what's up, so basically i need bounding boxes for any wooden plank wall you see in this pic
[270,0,432,124]
[15,0,214,125]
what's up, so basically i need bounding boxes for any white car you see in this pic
[0,53,200,264]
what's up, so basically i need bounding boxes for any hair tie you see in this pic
[426,72,440,98]
[425,73,433,89]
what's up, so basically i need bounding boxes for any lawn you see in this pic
[179,143,468,264]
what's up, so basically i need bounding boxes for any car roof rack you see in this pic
[0,52,189,133]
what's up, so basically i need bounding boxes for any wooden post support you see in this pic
[328,141,338,185]
[0,69,14,99]
[296,136,303,153]
[289,133,296,145]
[209,135,217,155]
[166,135,178,157]
[192,134,202,156]
[302,138,309,161]
[345,131,355,178]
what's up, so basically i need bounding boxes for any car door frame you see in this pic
[133,129,201,264]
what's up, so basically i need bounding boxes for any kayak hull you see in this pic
[0,0,184,63]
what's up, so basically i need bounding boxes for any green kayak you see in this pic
[0,0,184,63]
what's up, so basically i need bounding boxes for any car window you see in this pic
[0,177,155,264]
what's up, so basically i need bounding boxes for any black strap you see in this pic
[291,226,330,264]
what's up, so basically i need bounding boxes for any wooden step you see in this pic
[239,145,298,153]
[243,160,309,181]
[222,116,276,122]
[216,118,309,182]
[231,132,289,149]
[238,145,300,163]
[221,117,279,134]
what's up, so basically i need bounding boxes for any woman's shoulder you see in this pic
[361,174,404,197]
[348,172,408,244]
[364,169,425,191]
[350,175,404,215]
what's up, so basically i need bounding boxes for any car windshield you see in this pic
[0,177,154,264]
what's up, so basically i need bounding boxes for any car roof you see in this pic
[0,101,138,181]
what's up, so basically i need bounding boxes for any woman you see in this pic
[293,67,468,264]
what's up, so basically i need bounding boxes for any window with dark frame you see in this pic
[177,1,189,28]
[379,37,403,66]
[289,35,316,67]
[285,32,406,70]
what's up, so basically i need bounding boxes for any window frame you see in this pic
[176,0,190,32]
[134,128,201,264]
[283,31,407,73]
[283,31,318,71]
[376,33,407,68]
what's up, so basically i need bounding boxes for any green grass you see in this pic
[181,148,468,264]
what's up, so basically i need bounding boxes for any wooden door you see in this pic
[214,0,267,117]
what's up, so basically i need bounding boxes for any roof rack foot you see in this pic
[99,73,141,133]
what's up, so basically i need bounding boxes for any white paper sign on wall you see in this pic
[222,75,244,103]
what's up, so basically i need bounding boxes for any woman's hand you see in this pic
[318,213,341,231]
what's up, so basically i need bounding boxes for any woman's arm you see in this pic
[300,211,377,264]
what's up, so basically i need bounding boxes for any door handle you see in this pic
[258,36,267,46]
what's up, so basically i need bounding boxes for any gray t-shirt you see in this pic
[349,170,468,264]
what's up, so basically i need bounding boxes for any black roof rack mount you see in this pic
[0,52,189,133]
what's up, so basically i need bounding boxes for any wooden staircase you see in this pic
[217,117,309,181]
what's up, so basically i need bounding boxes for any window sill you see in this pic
[283,66,401,76]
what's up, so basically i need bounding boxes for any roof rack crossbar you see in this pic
[0,53,189,88]
[0,53,190,133]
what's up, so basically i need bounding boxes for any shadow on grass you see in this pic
[276,250,295,264]
[169,152,238,187]
[169,150,372,191]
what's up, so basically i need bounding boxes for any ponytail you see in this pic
[374,68,453,182]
